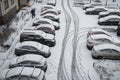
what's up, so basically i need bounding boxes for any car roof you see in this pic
[35,24,55,30]
[42,13,59,17]
[42,9,57,13]
[42,5,55,8]
[99,15,120,21]
[6,67,44,78]
[22,29,47,37]
[34,17,53,23]
[94,43,120,52]
[89,34,113,41]
[15,41,48,50]
[10,54,46,66]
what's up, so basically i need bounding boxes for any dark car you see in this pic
[85,6,108,15]
[35,24,55,35]
[99,11,120,19]
[98,15,120,25]
[15,41,51,58]
[20,30,56,47]
[9,54,47,72]
[83,3,102,10]
[117,22,120,36]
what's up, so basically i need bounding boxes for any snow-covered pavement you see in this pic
[0,0,120,80]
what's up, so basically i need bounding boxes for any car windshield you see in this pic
[21,46,38,51]
[100,49,119,53]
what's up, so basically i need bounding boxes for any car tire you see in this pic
[87,45,93,50]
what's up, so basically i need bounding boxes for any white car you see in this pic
[15,41,51,57]
[41,9,60,16]
[87,34,120,50]
[41,5,61,14]
[33,17,60,30]
[41,13,60,23]
[92,43,120,59]
[0,67,45,80]
[87,28,111,37]
[9,54,47,72]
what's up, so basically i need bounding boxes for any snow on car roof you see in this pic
[42,13,59,19]
[35,24,55,30]
[89,34,113,41]
[89,28,109,33]
[22,29,47,37]
[34,17,53,23]
[10,54,46,66]
[87,6,107,11]
[41,9,57,13]
[99,15,120,21]
[15,41,49,51]
[42,5,55,8]
[6,67,44,78]
[94,43,120,52]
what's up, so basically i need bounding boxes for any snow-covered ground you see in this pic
[0,0,120,80]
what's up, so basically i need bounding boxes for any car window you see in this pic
[108,18,120,21]
[103,38,111,42]
[96,39,103,42]
[39,21,50,24]
[100,49,119,53]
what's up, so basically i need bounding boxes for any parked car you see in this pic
[0,67,45,80]
[92,43,120,59]
[117,22,120,36]
[20,30,56,47]
[98,15,120,25]
[98,10,120,19]
[87,28,111,37]
[41,9,60,16]
[87,34,120,50]
[85,6,108,15]
[83,3,102,10]
[41,5,61,14]
[33,17,60,30]
[15,41,51,57]
[41,13,60,23]
[47,0,56,6]
[35,24,55,35]
[9,54,47,72]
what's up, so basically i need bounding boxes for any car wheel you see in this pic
[87,45,93,50]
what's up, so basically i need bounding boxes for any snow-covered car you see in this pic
[92,43,120,59]
[98,15,120,25]
[41,13,60,23]
[41,5,61,14]
[35,24,55,35]
[98,10,120,19]
[85,6,108,15]
[41,9,60,16]
[47,0,56,6]
[33,17,60,30]
[83,3,102,10]
[28,24,55,35]
[87,34,120,50]
[0,67,45,80]
[9,54,47,72]
[20,30,56,47]
[87,28,111,37]
[15,41,51,57]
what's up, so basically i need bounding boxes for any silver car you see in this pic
[0,67,45,80]
[15,41,51,58]
[92,43,120,59]
[87,34,120,50]
[9,54,47,72]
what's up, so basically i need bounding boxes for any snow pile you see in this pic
[94,60,120,80]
